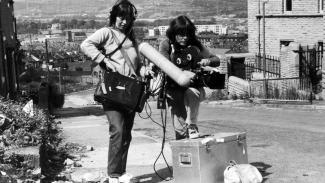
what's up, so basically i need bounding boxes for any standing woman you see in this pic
[80,0,149,182]
[159,15,220,140]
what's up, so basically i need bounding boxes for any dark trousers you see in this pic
[103,108,135,177]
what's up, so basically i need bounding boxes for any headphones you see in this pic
[110,0,137,22]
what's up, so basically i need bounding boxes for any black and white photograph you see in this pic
[0,0,324,182]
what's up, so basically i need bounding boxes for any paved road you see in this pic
[58,90,325,183]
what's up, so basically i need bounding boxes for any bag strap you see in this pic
[110,29,138,77]
[105,30,128,58]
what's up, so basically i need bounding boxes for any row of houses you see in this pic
[19,29,90,45]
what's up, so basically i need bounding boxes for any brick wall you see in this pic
[248,0,324,57]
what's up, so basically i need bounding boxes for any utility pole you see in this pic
[258,0,261,58]
[58,67,61,93]
[45,39,50,82]
[0,12,5,97]
[262,0,269,98]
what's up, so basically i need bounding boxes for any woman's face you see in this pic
[175,34,189,46]
[115,15,132,32]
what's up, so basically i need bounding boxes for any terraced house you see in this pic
[246,0,324,99]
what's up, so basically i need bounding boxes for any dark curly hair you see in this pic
[166,15,203,51]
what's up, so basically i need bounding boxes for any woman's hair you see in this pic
[166,15,203,50]
[109,0,137,43]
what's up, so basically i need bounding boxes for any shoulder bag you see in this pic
[94,29,149,113]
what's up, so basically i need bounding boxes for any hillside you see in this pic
[14,0,247,19]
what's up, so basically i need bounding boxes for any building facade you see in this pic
[248,0,324,57]
[195,24,228,35]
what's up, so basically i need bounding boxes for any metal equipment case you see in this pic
[170,132,248,183]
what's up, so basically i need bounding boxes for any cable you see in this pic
[152,107,173,181]
[138,92,164,128]
[152,74,173,181]
[137,72,173,181]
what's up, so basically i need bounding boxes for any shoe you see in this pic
[108,176,120,183]
[119,173,138,183]
[187,124,200,139]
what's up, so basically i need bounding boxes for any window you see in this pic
[280,40,293,49]
[285,0,292,11]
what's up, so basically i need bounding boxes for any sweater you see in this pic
[80,27,139,77]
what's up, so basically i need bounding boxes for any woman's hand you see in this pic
[198,58,211,66]
[140,66,154,78]
[103,58,116,72]
[201,66,221,73]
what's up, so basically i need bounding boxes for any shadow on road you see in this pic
[135,167,173,183]
[53,105,105,118]
[250,162,272,183]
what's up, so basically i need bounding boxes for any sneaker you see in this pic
[187,124,200,139]
[108,176,120,183]
[119,173,138,183]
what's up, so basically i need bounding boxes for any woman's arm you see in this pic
[199,45,220,67]
[80,28,112,63]
[80,27,117,71]
[159,39,172,60]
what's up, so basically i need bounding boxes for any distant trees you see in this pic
[16,19,108,34]
[134,19,171,27]
[208,34,248,53]
[16,21,40,34]
[235,13,248,18]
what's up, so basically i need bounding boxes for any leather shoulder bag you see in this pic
[94,29,149,113]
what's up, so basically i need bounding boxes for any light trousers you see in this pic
[166,87,205,139]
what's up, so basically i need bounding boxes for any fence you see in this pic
[228,54,281,80]
[249,54,281,78]
[297,44,323,82]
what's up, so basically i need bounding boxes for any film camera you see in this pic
[172,46,225,89]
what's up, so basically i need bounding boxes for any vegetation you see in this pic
[0,97,66,181]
